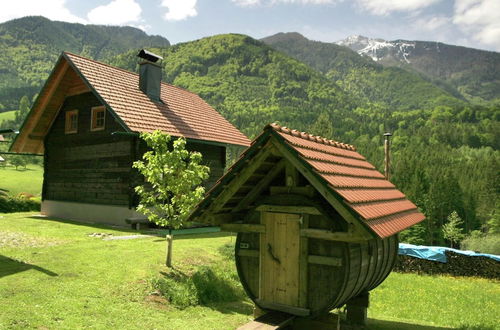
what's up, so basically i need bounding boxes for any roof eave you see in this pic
[9,54,68,153]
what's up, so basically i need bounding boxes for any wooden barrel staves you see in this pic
[232,200,398,317]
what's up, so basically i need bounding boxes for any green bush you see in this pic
[0,196,40,213]
[152,264,244,309]
[151,274,198,309]
[461,233,500,255]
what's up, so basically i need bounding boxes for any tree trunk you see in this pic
[166,230,173,267]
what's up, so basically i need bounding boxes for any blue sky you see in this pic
[1,0,499,51]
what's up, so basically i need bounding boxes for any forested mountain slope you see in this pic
[262,32,465,110]
[109,34,359,139]
[0,16,170,109]
[337,35,500,103]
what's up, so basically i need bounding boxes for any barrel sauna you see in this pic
[188,123,425,320]
[233,196,398,317]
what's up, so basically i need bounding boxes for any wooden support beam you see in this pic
[209,212,245,224]
[270,186,315,198]
[66,84,90,97]
[308,255,342,266]
[255,300,310,317]
[234,159,286,212]
[237,249,259,257]
[300,228,364,242]
[270,139,373,240]
[237,311,295,330]
[27,134,45,140]
[206,144,273,217]
[255,204,321,215]
[221,223,266,233]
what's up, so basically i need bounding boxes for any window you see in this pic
[65,110,78,134]
[91,106,106,131]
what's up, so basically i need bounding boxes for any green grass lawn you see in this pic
[1,213,498,329]
[0,110,16,123]
[0,165,43,196]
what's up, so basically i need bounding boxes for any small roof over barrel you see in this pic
[190,123,425,239]
[10,52,250,154]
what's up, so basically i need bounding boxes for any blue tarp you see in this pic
[398,243,500,263]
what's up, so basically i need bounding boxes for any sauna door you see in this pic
[260,212,300,307]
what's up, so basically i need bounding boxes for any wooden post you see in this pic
[166,228,173,267]
[346,292,369,326]
[384,133,392,180]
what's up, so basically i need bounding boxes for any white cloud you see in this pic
[0,0,86,24]
[160,0,198,21]
[232,0,339,7]
[453,0,500,50]
[87,0,142,25]
[414,15,451,31]
[354,0,442,15]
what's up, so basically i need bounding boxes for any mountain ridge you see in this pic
[0,16,170,110]
[336,34,500,102]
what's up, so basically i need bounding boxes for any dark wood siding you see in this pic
[44,92,227,207]
[186,142,226,190]
[44,92,132,206]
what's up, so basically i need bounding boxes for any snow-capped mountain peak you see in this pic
[336,35,415,63]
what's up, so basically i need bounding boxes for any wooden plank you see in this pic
[237,249,259,258]
[308,255,343,266]
[284,213,300,306]
[234,159,286,212]
[270,186,315,197]
[260,212,272,303]
[300,228,364,242]
[298,214,309,308]
[237,311,295,330]
[255,300,310,317]
[205,145,273,218]
[255,205,321,215]
[221,223,266,233]
[270,138,374,240]
[285,161,299,187]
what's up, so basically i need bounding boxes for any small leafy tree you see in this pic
[10,155,27,170]
[442,211,465,248]
[133,130,210,267]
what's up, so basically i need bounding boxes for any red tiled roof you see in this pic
[65,53,250,147]
[270,123,425,238]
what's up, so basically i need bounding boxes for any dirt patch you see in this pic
[0,231,62,248]
[144,293,171,311]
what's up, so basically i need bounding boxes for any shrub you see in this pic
[152,264,244,309]
[0,195,40,213]
[461,234,500,255]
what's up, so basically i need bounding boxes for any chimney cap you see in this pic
[137,49,163,63]
[384,132,392,137]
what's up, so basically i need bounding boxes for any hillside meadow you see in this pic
[0,164,43,196]
[0,213,498,329]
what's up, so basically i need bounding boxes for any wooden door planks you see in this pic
[260,212,300,307]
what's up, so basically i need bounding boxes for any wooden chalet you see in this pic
[189,123,425,320]
[10,51,250,225]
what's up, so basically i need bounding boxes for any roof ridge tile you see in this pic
[268,122,356,151]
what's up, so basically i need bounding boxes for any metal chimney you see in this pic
[137,49,163,102]
[384,132,392,180]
